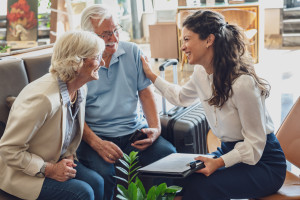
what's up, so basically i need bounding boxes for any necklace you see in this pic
[70,91,77,106]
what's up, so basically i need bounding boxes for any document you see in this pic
[138,153,215,178]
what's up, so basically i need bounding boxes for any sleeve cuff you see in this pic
[220,148,242,168]
[23,154,44,176]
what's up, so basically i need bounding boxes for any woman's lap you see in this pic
[181,133,286,200]
[37,161,104,200]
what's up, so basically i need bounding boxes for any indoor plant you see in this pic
[114,151,182,200]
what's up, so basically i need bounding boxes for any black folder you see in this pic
[138,153,215,178]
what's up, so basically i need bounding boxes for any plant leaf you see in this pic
[136,187,145,200]
[119,159,129,169]
[129,172,139,184]
[156,183,167,196]
[135,177,146,197]
[165,185,182,193]
[128,182,138,200]
[116,194,128,200]
[113,176,128,184]
[147,186,157,200]
[123,153,131,163]
[117,184,129,198]
[128,166,141,175]
[129,151,139,163]
[129,161,139,170]
[116,166,128,175]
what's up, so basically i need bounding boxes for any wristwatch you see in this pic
[36,163,47,178]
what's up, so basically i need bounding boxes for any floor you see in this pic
[139,34,300,177]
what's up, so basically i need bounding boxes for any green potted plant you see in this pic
[114,151,182,200]
[0,45,11,53]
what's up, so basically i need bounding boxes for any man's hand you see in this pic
[45,159,77,182]
[82,122,123,164]
[195,156,225,176]
[93,139,123,164]
[131,128,160,151]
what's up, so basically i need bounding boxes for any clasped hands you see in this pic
[45,155,77,182]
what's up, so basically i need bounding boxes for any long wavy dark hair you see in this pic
[183,10,270,108]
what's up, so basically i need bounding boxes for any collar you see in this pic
[109,41,126,66]
[58,77,84,107]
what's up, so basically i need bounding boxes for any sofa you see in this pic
[0,48,158,200]
[0,50,52,200]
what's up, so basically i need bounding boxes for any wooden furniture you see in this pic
[177,2,259,66]
[207,129,221,153]
[255,97,300,199]
[221,8,257,60]
[149,23,178,59]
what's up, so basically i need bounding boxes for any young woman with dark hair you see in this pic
[141,10,286,200]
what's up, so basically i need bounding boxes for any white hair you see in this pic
[49,30,105,82]
[81,4,118,31]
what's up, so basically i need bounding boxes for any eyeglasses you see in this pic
[92,54,102,62]
[97,25,122,40]
[83,54,102,62]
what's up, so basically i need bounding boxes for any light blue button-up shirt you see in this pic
[58,78,83,156]
[85,41,151,137]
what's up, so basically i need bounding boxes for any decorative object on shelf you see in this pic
[206,0,216,5]
[0,46,11,53]
[228,0,245,4]
[6,0,38,41]
[6,0,38,50]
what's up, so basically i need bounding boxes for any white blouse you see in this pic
[154,65,274,167]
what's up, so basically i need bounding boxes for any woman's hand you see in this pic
[131,128,160,151]
[195,156,225,176]
[45,159,77,182]
[140,55,157,83]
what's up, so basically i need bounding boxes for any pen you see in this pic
[187,160,201,166]
[186,160,202,168]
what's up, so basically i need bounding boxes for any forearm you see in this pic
[148,72,158,84]
[82,122,103,150]
[139,87,161,133]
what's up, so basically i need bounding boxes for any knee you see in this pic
[91,175,105,192]
[75,182,94,200]
[97,165,115,181]
[89,176,105,200]
[155,137,177,155]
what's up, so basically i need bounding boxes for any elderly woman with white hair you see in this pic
[0,30,106,200]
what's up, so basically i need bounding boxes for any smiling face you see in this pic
[91,17,119,59]
[181,27,208,65]
[77,55,105,82]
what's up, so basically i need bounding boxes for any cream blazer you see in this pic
[0,73,87,200]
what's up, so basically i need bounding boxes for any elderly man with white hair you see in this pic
[76,4,177,200]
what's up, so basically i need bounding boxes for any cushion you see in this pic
[23,53,52,82]
[0,58,28,127]
[6,96,16,109]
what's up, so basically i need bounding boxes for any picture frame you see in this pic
[6,0,38,47]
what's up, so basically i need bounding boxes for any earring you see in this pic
[206,45,209,49]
